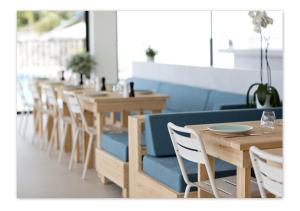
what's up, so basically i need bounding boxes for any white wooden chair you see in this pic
[167,122,258,198]
[43,86,60,155]
[28,82,48,145]
[57,97,73,163]
[250,146,283,198]
[17,80,33,138]
[64,91,96,179]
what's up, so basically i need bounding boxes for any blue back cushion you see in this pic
[158,82,209,112]
[205,90,246,110]
[128,77,161,92]
[144,108,283,157]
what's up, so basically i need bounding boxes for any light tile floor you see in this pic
[16,114,122,198]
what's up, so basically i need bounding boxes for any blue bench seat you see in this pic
[143,155,236,192]
[101,132,145,162]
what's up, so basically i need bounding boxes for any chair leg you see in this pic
[19,111,25,134]
[23,109,30,138]
[31,113,39,144]
[82,134,94,179]
[68,129,79,171]
[47,118,58,155]
[58,123,68,163]
[184,185,191,198]
[40,115,48,150]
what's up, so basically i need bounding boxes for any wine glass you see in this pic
[260,110,276,133]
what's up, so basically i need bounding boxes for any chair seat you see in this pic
[196,175,260,198]
[142,155,236,193]
[101,132,145,162]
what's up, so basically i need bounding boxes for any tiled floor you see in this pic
[16,114,122,198]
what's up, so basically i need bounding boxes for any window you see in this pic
[212,11,283,68]
[17,11,87,111]
[117,10,283,77]
[117,11,211,79]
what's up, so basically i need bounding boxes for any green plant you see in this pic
[66,52,97,78]
[246,11,281,107]
[246,83,281,107]
[145,47,157,58]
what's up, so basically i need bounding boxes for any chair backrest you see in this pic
[63,91,89,131]
[17,80,27,105]
[43,86,58,106]
[167,122,219,198]
[28,82,40,100]
[250,146,283,198]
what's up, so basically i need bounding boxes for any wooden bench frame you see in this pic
[128,115,199,198]
[95,113,129,197]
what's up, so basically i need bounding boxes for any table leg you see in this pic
[198,155,215,198]
[83,110,95,168]
[236,167,251,198]
[47,115,53,142]
[63,103,72,152]
[121,111,129,128]
[96,112,105,149]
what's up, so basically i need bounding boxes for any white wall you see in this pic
[89,11,118,84]
[132,62,283,97]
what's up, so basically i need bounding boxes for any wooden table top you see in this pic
[187,121,283,151]
[77,91,169,103]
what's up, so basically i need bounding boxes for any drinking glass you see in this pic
[260,110,276,133]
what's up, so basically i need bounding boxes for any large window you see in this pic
[17,11,87,111]
[212,11,283,68]
[117,10,283,78]
[117,11,211,79]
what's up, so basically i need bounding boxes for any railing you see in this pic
[17,39,85,69]
[16,38,85,112]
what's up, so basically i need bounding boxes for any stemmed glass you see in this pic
[260,110,276,133]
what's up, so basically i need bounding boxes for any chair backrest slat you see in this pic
[261,173,283,197]
[28,83,40,99]
[256,157,283,183]
[250,146,283,198]
[176,144,204,163]
[44,87,57,106]
[172,132,202,151]
[63,91,89,131]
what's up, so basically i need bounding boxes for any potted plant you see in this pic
[145,46,157,62]
[66,52,97,85]
[246,11,281,108]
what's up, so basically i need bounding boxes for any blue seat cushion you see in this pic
[144,108,283,157]
[143,155,236,192]
[101,132,145,162]
[205,90,246,111]
[158,82,209,112]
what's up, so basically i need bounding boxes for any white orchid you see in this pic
[249,10,273,33]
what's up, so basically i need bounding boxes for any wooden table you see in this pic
[186,121,283,198]
[77,91,169,168]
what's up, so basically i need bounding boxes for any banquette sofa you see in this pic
[128,108,282,197]
[95,77,280,197]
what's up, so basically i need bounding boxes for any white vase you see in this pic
[256,95,272,109]
[147,57,154,62]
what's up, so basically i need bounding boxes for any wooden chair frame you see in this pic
[96,111,134,198]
